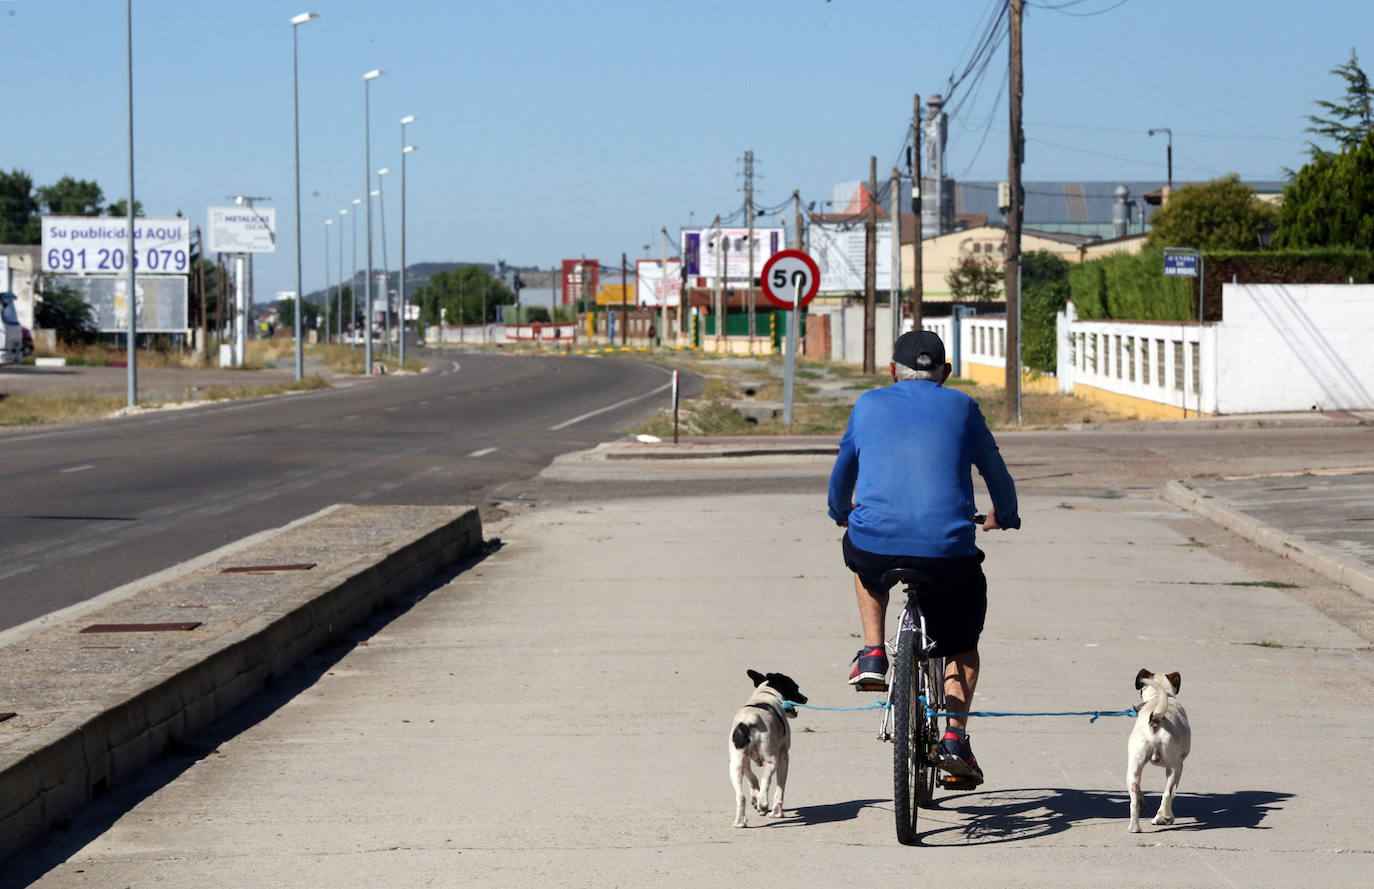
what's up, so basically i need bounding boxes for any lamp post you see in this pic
[399,114,417,365]
[324,218,332,345]
[124,0,137,407]
[1148,127,1173,195]
[337,209,347,343]
[375,168,391,357]
[290,12,319,382]
[363,68,385,374]
[350,197,361,345]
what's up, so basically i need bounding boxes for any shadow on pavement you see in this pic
[916,787,1293,846]
[779,798,888,826]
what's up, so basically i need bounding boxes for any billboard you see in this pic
[679,227,783,283]
[41,216,191,275]
[635,258,682,307]
[809,221,893,293]
[48,274,188,332]
[561,259,599,306]
[207,206,277,253]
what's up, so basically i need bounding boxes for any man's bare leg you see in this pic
[943,649,980,732]
[854,574,888,648]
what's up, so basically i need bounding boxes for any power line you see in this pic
[1027,0,1131,16]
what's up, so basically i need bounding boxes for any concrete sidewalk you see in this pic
[12,487,1373,888]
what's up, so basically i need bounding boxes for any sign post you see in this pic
[761,249,821,427]
[1163,246,1204,419]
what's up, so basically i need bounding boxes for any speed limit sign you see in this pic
[760,249,820,310]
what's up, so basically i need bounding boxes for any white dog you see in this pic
[1127,668,1192,832]
[729,670,806,828]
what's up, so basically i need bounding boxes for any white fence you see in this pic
[1055,284,1374,415]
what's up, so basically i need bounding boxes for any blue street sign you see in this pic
[1163,251,1199,278]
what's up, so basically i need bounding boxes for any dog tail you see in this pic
[1141,678,1172,724]
[731,721,753,750]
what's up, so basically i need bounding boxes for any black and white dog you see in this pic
[729,670,807,828]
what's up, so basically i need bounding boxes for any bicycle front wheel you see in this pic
[892,626,919,844]
[915,656,941,809]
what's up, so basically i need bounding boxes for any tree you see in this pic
[35,287,97,344]
[1274,130,1374,250]
[36,176,104,216]
[1306,48,1372,157]
[0,168,40,244]
[276,296,321,333]
[1144,174,1280,251]
[1019,251,1072,372]
[106,198,145,218]
[945,254,1003,302]
[414,266,514,326]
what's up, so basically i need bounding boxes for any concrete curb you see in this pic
[0,505,484,864]
[1163,479,1374,599]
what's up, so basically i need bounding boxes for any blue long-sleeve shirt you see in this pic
[827,380,1019,558]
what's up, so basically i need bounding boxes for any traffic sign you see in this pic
[1163,250,1199,278]
[760,249,820,310]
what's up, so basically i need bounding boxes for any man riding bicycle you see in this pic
[827,329,1019,786]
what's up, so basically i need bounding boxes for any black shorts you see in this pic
[842,533,988,657]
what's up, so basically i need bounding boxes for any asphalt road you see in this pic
[0,350,692,631]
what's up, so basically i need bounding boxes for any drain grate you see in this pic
[221,562,317,574]
[80,622,202,634]
[0,712,15,724]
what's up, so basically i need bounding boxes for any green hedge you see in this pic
[1069,248,1374,322]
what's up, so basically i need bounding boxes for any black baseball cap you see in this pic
[892,330,946,369]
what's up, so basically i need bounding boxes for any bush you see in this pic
[1020,251,1071,373]
[35,287,97,344]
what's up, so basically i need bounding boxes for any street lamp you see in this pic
[376,167,391,356]
[337,208,347,343]
[124,0,137,407]
[363,68,385,374]
[290,11,319,382]
[324,217,332,345]
[1148,127,1173,195]
[350,197,362,345]
[399,114,417,365]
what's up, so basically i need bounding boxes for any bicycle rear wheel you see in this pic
[915,656,941,808]
[892,626,919,844]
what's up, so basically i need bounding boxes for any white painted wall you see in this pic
[1214,284,1374,413]
[1054,284,1374,414]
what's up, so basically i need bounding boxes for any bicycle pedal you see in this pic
[940,776,981,791]
[852,680,889,692]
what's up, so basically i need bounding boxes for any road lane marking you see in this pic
[467,447,499,457]
[384,406,398,412]
[60,464,96,474]
[549,381,672,430]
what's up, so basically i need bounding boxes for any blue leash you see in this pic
[782,699,1137,724]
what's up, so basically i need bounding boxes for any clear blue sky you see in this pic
[2,0,1366,302]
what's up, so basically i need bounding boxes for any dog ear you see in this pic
[747,669,766,686]
[1166,672,1181,694]
[1135,668,1152,690]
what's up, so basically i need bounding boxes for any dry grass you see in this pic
[0,391,128,427]
[633,352,1137,437]
[0,376,332,428]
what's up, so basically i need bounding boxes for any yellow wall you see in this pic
[1072,383,1210,419]
[963,360,1060,394]
[901,226,1084,301]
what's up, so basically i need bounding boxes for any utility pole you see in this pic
[195,227,207,359]
[713,216,724,351]
[1005,0,1024,424]
[660,226,669,347]
[890,165,902,344]
[621,252,628,346]
[911,93,924,331]
[793,190,803,251]
[744,148,756,350]
[863,155,877,374]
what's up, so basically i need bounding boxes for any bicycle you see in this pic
[870,513,1016,845]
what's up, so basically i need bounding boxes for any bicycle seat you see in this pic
[881,568,937,592]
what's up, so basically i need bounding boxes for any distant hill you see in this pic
[300,261,549,304]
